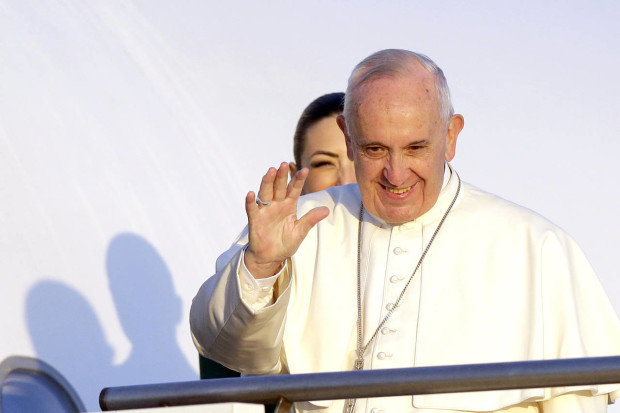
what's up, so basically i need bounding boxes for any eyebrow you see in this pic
[358,139,429,147]
[309,150,340,158]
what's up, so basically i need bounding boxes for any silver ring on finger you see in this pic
[256,195,271,206]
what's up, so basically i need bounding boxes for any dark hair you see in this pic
[293,92,345,167]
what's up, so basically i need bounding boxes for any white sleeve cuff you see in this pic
[237,246,284,311]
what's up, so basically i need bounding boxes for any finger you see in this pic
[295,206,329,238]
[257,167,277,203]
[286,167,309,199]
[273,162,289,200]
[245,191,258,217]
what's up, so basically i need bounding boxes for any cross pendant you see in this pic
[343,357,365,412]
[343,398,357,413]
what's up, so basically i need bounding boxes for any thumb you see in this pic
[295,206,329,239]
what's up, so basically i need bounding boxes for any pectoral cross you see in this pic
[343,356,365,412]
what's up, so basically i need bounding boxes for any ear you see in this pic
[337,115,355,161]
[444,114,464,162]
[289,162,298,178]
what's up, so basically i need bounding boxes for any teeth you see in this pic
[386,186,411,194]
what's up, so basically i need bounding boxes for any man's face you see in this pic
[339,72,462,225]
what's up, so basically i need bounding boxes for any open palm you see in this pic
[244,162,329,278]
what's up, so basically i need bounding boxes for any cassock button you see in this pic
[381,327,394,335]
[390,275,403,283]
[377,352,387,360]
[370,408,384,413]
[393,247,406,255]
[386,303,395,311]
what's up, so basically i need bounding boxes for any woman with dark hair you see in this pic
[289,92,356,194]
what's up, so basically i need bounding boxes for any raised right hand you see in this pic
[244,162,329,278]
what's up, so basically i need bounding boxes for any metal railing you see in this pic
[100,356,620,411]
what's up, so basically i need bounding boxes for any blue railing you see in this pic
[100,356,620,411]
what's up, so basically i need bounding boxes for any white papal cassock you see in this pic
[191,164,620,413]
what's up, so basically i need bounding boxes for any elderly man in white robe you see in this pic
[191,49,620,412]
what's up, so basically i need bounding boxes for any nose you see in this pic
[383,154,409,186]
[337,160,357,186]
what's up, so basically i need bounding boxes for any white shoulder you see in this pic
[460,181,562,234]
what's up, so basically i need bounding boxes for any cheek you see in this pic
[355,158,382,180]
[306,170,339,192]
[415,153,442,177]
[418,161,446,194]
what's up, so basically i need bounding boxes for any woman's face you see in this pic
[295,115,356,195]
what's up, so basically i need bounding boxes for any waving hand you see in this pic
[244,162,329,278]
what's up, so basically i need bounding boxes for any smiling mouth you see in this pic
[383,185,412,194]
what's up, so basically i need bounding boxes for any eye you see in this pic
[405,143,426,155]
[310,160,335,168]
[362,146,387,158]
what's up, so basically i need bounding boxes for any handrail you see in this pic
[100,356,620,411]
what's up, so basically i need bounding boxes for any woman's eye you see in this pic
[310,161,335,168]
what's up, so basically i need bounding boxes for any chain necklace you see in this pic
[343,173,461,413]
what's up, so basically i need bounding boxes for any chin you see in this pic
[384,202,420,221]
[381,211,417,225]
[386,217,414,225]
